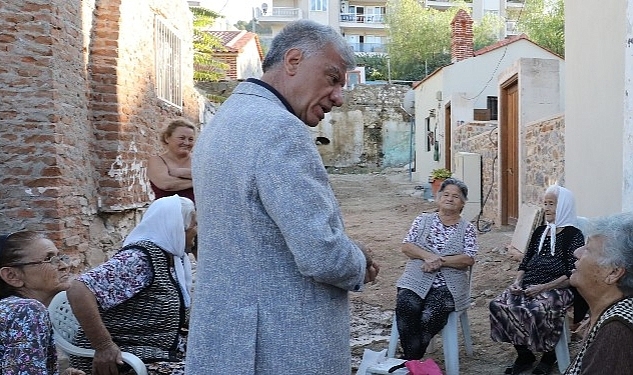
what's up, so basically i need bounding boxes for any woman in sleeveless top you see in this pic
[395,178,478,361]
[148,119,196,203]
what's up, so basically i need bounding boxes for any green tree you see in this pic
[386,0,504,81]
[234,19,273,35]
[355,54,389,81]
[516,0,564,57]
[190,7,229,81]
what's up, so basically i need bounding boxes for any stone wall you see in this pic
[315,84,412,168]
[453,122,499,225]
[453,115,566,227]
[0,0,202,268]
[196,82,413,169]
[522,114,566,206]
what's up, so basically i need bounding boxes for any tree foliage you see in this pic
[234,19,273,35]
[190,7,229,81]
[516,0,564,57]
[386,0,504,81]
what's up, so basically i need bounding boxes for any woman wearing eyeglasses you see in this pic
[0,230,84,374]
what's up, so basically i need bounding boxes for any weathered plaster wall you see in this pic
[197,82,413,169]
[315,84,412,168]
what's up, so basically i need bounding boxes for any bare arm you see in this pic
[147,155,193,191]
[66,281,123,375]
[440,254,475,270]
[524,275,570,298]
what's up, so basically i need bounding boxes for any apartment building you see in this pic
[255,0,525,52]
[256,0,388,54]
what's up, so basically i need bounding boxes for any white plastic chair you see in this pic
[554,316,571,373]
[48,291,148,375]
[369,267,474,375]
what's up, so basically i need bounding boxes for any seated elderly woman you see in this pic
[395,178,478,360]
[0,230,84,375]
[489,185,584,375]
[67,195,196,375]
[565,212,633,374]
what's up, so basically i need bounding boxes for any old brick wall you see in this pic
[0,0,97,266]
[0,0,203,268]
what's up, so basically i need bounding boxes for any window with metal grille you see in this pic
[155,17,182,108]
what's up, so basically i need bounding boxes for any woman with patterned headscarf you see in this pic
[489,185,585,375]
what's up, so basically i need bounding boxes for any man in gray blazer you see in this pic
[186,20,379,375]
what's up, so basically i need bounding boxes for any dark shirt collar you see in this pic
[246,78,296,117]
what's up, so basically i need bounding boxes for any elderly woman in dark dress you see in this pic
[395,178,478,360]
[490,185,584,375]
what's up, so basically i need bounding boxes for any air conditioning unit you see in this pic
[453,152,482,222]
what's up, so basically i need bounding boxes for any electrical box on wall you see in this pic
[453,152,482,222]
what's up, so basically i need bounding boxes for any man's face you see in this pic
[287,45,347,127]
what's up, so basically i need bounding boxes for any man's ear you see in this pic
[0,267,25,288]
[283,48,304,76]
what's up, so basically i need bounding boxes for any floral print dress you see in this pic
[0,295,57,374]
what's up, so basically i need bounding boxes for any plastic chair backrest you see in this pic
[48,291,148,375]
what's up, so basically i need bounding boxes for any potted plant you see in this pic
[430,168,452,196]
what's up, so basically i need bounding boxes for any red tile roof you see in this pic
[206,30,264,61]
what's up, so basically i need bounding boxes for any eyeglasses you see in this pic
[6,254,70,268]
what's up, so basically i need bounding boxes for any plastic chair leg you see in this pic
[442,311,460,375]
[555,318,571,373]
[387,317,399,358]
[460,312,474,356]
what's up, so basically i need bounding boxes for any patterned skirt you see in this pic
[489,287,573,352]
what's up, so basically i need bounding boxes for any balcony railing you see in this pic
[348,42,386,53]
[256,7,302,21]
[340,13,384,24]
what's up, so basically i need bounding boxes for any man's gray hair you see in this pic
[585,212,633,296]
[262,19,355,72]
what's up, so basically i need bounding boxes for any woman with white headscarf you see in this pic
[489,185,585,375]
[67,195,196,375]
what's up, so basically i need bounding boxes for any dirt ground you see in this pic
[330,168,582,375]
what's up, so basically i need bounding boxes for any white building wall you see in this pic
[235,40,263,79]
[413,71,444,182]
[623,1,633,212]
[565,0,627,217]
[413,40,564,185]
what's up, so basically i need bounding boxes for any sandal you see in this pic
[531,361,554,375]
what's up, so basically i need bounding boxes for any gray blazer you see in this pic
[187,81,367,374]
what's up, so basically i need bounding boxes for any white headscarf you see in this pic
[538,185,578,256]
[123,195,194,307]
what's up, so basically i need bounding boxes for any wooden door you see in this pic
[501,78,519,225]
